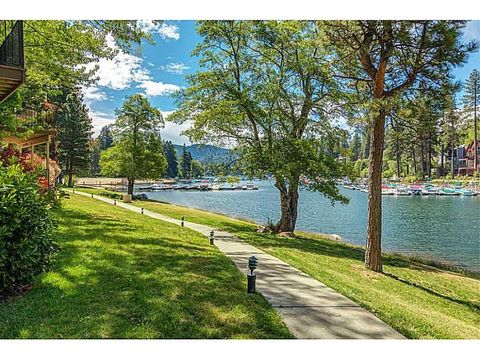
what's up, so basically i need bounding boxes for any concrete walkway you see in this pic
[70,190,404,339]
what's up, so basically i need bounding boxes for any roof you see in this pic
[1,129,56,148]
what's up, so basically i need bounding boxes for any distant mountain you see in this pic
[173,144,232,163]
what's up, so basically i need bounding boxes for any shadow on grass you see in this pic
[0,205,292,339]
[383,272,480,312]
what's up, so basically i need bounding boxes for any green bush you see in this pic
[0,164,57,296]
[98,190,123,200]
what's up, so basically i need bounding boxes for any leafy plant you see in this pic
[0,164,57,297]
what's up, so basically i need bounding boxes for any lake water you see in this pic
[138,180,480,271]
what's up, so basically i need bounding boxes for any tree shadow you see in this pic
[383,271,480,312]
[0,205,292,339]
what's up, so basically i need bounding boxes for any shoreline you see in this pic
[141,195,480,278]
[74,186,480,277]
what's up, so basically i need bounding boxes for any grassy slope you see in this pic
[0,194,292,339]
[121,197,480,339]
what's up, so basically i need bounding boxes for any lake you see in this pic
[138,180,480,271]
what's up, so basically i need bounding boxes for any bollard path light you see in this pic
[141,207,144,214]
[248,256,258,275]
[91,193,93,198]
[210,230,214,245]
[247,256,258,294]
[114,199,116,205]
[181,216,184,227]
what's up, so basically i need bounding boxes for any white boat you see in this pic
[394,187,410,196]
[242,183,258,190]
[421,186,440,195]
[382,188,396,195]
[151,183,170,190]
[454,188,477,196]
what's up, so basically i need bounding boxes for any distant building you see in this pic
[454,140,480,176]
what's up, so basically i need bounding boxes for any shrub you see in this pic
[98,190,123,200]
[0,164,57,297]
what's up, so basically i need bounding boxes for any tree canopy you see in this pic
[172,20,348,233]
[100,94,166,194]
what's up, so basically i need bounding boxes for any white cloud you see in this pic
[137,80,181,97]
[161,62,190,74]
[90,111,116,137]
[89,51,148,90]
[161,112,192,145]
[85,34,180,101]
[137,20,180,40]
[82,86,107,107]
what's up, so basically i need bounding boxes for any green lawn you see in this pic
[0,194,292,339]
[119,195,480,339]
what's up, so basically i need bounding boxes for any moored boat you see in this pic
[439,188,460,196]
[242,183,258,190]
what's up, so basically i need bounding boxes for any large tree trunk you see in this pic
[440,144,445,177]
[365,111,386,272]
[67,162,73,187]
[474,79,478,173]
[274,176,299,234]
[127,178,135,195]
[420,141,426,179]
[427,140,432,178]
[395,138,401,178]
[412,146,417,174]
[451,143,455,179]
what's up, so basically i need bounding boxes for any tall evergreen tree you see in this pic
[98,125,114,150]
[180,144,193,179]
[462,69,480,172]
[349,129,362,162]
[56,90,93,187]
[325,20,476,272]
[91,125,114,175]
[163,141,180,178]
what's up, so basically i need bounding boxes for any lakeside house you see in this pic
[454,140,480,176]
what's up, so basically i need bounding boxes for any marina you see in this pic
[135,179,480,272]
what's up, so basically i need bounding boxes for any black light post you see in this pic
[181,216,184,227]
[113,199,116,205]
[91,193,93,198]
[141,207,144,214]
[210,230,214,245]
[72,188,75,194]
[247,256,258,294]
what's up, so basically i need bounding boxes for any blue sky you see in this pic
[85,20,480,144]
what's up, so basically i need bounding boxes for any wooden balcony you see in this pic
[0,21,24,103]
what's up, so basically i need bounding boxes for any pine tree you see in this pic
[98,125,114,150]
[462,69,480,172]
[56,90,93,187]
[180,144,192,179]
[163,141,180,178]
[91,125,114,175]
[349,129,362,162]
[325,20,476,272]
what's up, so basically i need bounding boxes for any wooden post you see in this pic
[45,135,50,186]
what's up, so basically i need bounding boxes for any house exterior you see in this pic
[0,20,24,103]
[454,140,480,176]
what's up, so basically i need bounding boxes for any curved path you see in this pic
[69,190,404,339]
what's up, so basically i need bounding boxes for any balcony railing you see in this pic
[0,20,24,68]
